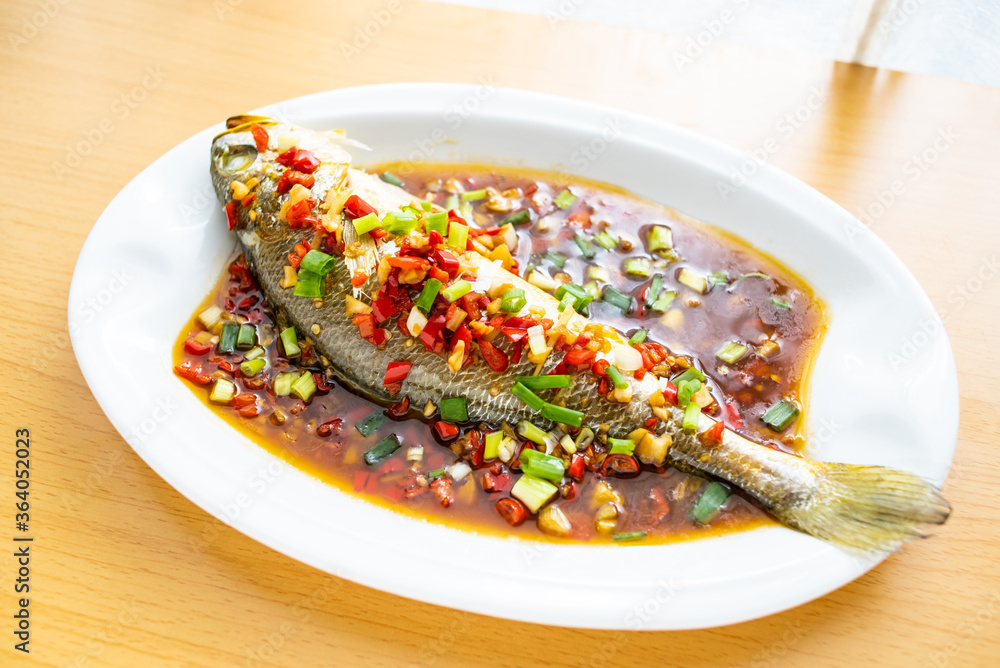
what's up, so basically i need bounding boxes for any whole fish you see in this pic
[210,115,949,552]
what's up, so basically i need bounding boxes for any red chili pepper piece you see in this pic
[174,361,212,385]
[352,313,376,339]
[663,381,678,405]
[702,420,725,446]
[431,249,460,276]
[316,417,342,437]
[434,421,459,441]
[224,201,238,230]
[372,296,398,324]
[450,324,472,353]
[275,147,298,167]
[371,328,387,346]
[495,497,528,526]
[353,471,369,492]
[386,256,430,272]
[387,395,410,419]
[564,348,596,366]
[351,272,369,288]
[343,194,377,219]
[601,454,641,479]
[511,340,523,364]
[478,338,509,373]
[470,430,485,467]
[500,326,528,343]
[644,417,659,430]
[240,193,255,208]
[460,292,482,322]
[592,359,610,376]
[312,373,331,395]
[183,339,212,356]
[568,454,585,481]
[430,477,455,508]
[249,123,269,152]
[285,198,317,228]
[237,405,260,418]
[292,149,320,174]
[383,361,412,385]
[724,401,745,430]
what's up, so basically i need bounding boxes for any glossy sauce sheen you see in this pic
[174,164,826,545]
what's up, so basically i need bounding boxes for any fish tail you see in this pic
[777,463,951,553]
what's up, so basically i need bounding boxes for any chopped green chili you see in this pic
[364,434,401,465]
[439,397,468,422]
[499,209,530,226]
[379,171,405,187]
[218,321,239,353]
[689,482,730,524]
[761,399,800,432]
[356,410,387,437]
[236,324,256,349]
[511,382,545,411]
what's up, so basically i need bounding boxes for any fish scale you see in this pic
[208,115,950,553]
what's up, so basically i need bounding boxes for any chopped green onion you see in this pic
[545,251,567,269]
[647,225,673,253]
[459,200,473,219]
[511,382,545,411]
[707,271,729,288]
[557,292,575,312]
[356,410,387,437]
[689,482,730,524]
[553,189,577,209]
[381,210,420,235]
[682,402,702,431]
[716,341,749,364]
[273,372,293,397]
[761,399,800,432]
[629,329,648,345]
[771,297,791,310]
[445,194,459,211]
[218,321,239,353]
[607,437,636,455]
[729,272,772,289]
[510,474,558,513]
[582,281,601,300]
[461,188,487,201]
[209,378,236,404]
[677,267,707,293]
[519,449,566,483]
[517,420,549,446]
[500,288,527,313]
[623,257,652,278]
[244,345,266,360]
[540,403,584,428]
[439,397,468,422]
[650,289,676,312]
[573,234,596,259]
[425,212,449,235]
[379,171,405,187]
[239,358,266,377]
[575,427,595,451]
[198,304,223,329]
[441,280,472,303]
[279,326,301,357]
[499,209,530,226]
[527,270,559,292]
[644,274,663,308]
[236,324,256,349]
[414,278,442,313]
[428,467,446,480]
[290,371,317,401]
[672,367,706,384]
[484,431,503,460]
[352,212,382,235]
[419,200,433,212]
[517,375,571,389]
[293,269,324,298]
[299,250,337,276]
[593,231,617,251]
[613,531,647,542]
[605,365,628,390]
[363,434,401,465]
[588,265,611,282]
[554,283,594,313]
[447,222,469,249]
[676,379,701,406]
[600,286,634,316]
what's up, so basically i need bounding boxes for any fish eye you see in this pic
[217,144,258,174]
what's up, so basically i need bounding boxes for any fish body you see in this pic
[210,116,949,552]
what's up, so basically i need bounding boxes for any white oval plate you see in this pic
[69,84,958,630]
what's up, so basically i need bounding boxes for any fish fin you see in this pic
[779,464,950,553]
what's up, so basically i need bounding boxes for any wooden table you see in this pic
[3,0,998,665]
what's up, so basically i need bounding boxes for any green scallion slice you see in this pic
[554,283,593,313]
[299,250,337,276]
[236,324,256,349]
[244,345,266,360]
[676,378,701,407]
[517,375,571,390]
[716,341,749,364]
[771,297,791,310]
[293,269,324,299]
[629,329,648,345]
[461,188,487,201]
[279,326,301,357]
[728,272,772,291]
[428,467,446,480]
[607,437,636,455]
[613,531,647,542]
[445,194,459,212]
[356,410,387,437]
[420,200,433,212]
[510,474,558,513]
[484,431,503,460]
[672,366,707,384]
[707,271,729,288]
[689,482,730,524]
[239,358,266,378]
[649,289,676,312]
[517,420,549,446]
[290,371,317,401]
[600,285,634,316]
[439,397,468,422]
[363,434,401,466]
[352,212,382,235]
[500,288,526,313]
[414,278,442,313]
[647,225,673,253]
[381,211,420,236]
[218,321,239,353]
[273,372,293,397]
[209,378,236,404]
[593,231,617,250]
[682,402,702,431]
[553,189,577,209]
[499,209,530,226]
[573,234,596,259]
[677,267,707,294]
[540,403,584,428]
[511,382,545,411]
[447,222,469,249]
[605,365,628,391]
[623,257,652,278]
[545,251,567,269]
[379,171,405,187]
[761,399,800,432]
[441,280,472,303]
[519,449,566,483]
[644,274,663,308]
[425,212,449,235]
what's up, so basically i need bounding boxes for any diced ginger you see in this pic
[447,340,466,373]
[344,295,372,316]
[280,266,297,289]
[635,432,672,466]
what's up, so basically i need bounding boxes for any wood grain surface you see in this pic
[2,0,998,665]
